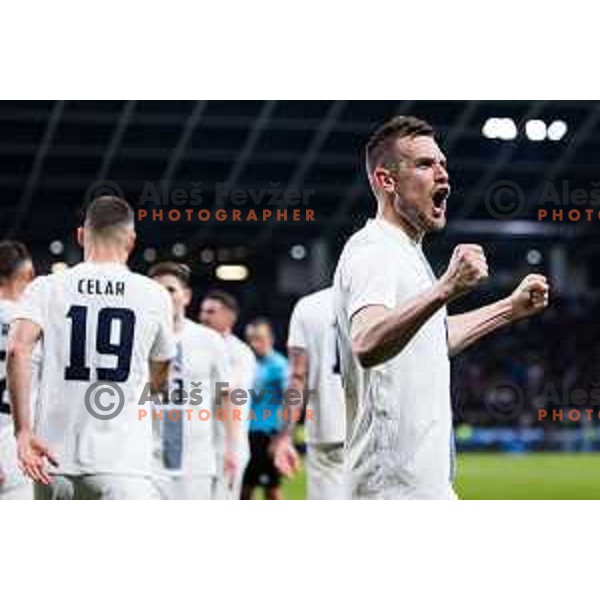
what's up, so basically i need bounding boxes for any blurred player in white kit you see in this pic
[149,263,237,500]
[273,286,348,499]
[7,196,176,500]
[199,290,255,499]
[0,241,35,500]
[334,116,550,500]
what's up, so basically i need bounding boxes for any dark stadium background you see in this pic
[2,100,599,497]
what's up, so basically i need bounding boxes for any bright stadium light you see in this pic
[172,243,187,257]
[143,248,157,263]
[526,249,543,266]
[482,117,500,139]
[290,244,307,260]
[482,118,517,140]
[215,264,249,281]
[51,261,69,273]
[525,119,547,141]
[497,118,518,140]
[49,240,64,255]
[547,120,568,141]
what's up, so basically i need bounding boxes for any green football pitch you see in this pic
[279,453,600,500]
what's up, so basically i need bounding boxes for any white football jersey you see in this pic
[13,261,176,477]
[287,287,345,444]
[223,334,256,431]
[153,318,231,477]
[333,219,454,499]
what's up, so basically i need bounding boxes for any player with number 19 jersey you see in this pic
[13,262,176,477]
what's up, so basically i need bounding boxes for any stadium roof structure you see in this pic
[1,100,598,283]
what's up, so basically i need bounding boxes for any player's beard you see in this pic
[391,192,447,238]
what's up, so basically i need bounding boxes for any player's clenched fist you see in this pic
[439,244,488,301]
[510,273,550,320]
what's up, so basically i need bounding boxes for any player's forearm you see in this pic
[280,372,306,435]
[149,360,170,394]
[447,297,513,357]
[6,344,33,435]
[222,392,242,450]
[352,283,450,368]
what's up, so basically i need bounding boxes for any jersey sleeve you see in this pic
[343,243,399,319]
[287,299,308,350]
[11,276,48,329]
[149,287,177,362]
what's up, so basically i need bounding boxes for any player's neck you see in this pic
[0,284,20,302]
[174,314,185,333]
[376,203,424,244]
[84,244,128,264]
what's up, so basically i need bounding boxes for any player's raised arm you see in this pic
[447,273,550,356]
[351,244,488,368]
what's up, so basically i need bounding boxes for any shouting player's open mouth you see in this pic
[432,186,450,218]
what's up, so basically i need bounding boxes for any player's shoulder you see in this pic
[298,287,333,310]
[292,287,332,321]
[229,334,254,356]
[337,220,388,267]
[127,271,173,303]
[0,298,17,321]
[184,319,225,347]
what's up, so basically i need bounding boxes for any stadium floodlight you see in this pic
[215,264,249,281]
[482,117,500,139]
[290,244,307,260]
[200,248,215,263]
[172,242,187,257]
[526,249,543,265]
[497,118,518,140]
[143,248,157,263]
[547,120,568,141]
[51,261,69,273]
[525,119,547,141]
[482,117,517,140]
[49,240,64,255]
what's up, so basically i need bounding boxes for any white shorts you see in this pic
[352,483,458,500]
[0,480,33,500]
[154,473,215,500]
[34,474,161,500]
[306,442,348,500]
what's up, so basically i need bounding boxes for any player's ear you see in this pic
[125,229,136,254]
[372,166,396,193]
[76,226,84,248]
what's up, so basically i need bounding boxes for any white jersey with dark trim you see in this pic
[12,262,176,476]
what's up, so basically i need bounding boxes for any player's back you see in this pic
[289,287,345,444]
[15,261,174,476]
